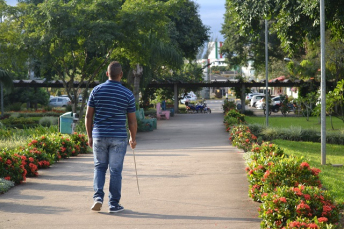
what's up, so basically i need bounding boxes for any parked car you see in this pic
[180,93,197,104]
[250,94,266,107]
[246,93,265,101]
[256,96,281,109]
[271,96,282,106]
[49,97,71,107]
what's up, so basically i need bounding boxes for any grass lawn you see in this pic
[273,139,344,203]
[246,116,344,132]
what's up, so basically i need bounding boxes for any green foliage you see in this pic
[1,117,37,128]
[224,109,246,127]
[0,132,88,185]
[39,116,58,127]
[0,178,14,194]
[222,99,236,113]
[274,140,344,203]
[259,186,340,229]
[0,149,27,184]
[229,125,257,152]
[7,102,22,112]
[4,88,49,108]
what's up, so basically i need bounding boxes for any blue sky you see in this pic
[5,0,226,41]
[195,0,226,41]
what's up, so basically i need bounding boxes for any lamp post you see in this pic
[320,0,326,165]
[265,19,269,127]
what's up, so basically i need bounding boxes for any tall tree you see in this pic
[0,69,12,117]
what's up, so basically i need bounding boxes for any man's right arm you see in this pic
[127,112,137,149]
[85,106,95,148]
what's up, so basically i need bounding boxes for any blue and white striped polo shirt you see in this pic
[87,80,136,138]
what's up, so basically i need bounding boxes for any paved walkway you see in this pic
[0,110,261,229]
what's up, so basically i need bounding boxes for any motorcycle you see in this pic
[201,103,211,114]
[263,104,280,115]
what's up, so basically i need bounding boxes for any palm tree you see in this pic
[0,69,13,117]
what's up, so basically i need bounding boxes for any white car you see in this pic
[250,94,266,107]
[49,97,71,107]
[180,95,197,104]
[256,96,281,109]
[246,93,264,101]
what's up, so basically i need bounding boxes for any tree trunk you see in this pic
[0,83,3,117]
[133,75,140,103]
[133,64,143,104]
[330,115,334,130]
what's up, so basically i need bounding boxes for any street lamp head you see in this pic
[283,57,291,62]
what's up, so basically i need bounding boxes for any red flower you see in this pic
[6,159,12,165]
[303,194,311,200]
[263,170,270,179]
[279,197,287,203]
[245,139,249,143]
[311,168,321,176]
[4,176,11,181]
[318,217,328,223]
[300,162,310,169]
[29,157,34,162]
[31,140,38,144]
[308,223,319,229]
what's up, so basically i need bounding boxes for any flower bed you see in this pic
[224,110,343,228]
[0,132,88,186]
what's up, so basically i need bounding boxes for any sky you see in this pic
[5,0,226,41]
[195,0,226,41]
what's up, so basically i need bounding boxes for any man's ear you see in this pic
[106,71,109,77]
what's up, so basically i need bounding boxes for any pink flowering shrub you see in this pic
[259,185,340,228]
[70,132,88,154]
[1,132,88,185]
[229,125,257,152]
[0,149,27,184]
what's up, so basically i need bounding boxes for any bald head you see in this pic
[107,61,122,80]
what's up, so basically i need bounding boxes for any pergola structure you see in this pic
[12,78,332,113]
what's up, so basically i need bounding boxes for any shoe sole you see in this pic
[109,208,124,213]
[91,202,102,211]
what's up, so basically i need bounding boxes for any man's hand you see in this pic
[129,138,136,149]
[88,137,93,148]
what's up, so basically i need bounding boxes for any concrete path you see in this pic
[0,110,261,229]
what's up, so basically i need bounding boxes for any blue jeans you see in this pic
[92,137,127,208]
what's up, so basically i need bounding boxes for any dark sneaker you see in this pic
[91,200,103,211]
[109,204,124,213]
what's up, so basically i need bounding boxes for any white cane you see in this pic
[132,149,140,195]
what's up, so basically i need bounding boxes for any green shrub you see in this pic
[0,117,37,128]
[39,116,58,127]
[0,149,27,184]
[300,129,320,142]
[243,110,254,116]
[259,185,340,228]
[43,106,53,111]
[326,132,344,145]
[7,102,22,112]
[229,125,257,152]
[144,108,157,117]
[247,123,265,137]
[70,132,88,154]
[261,127,280,140]
[65,104,72,112]
[224,109,246,127]
[9,113,20,118]
[222,100,236,113]
[281,126,302,141]
[0,178,14,194]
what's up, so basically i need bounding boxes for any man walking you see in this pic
[85,61,137,213]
